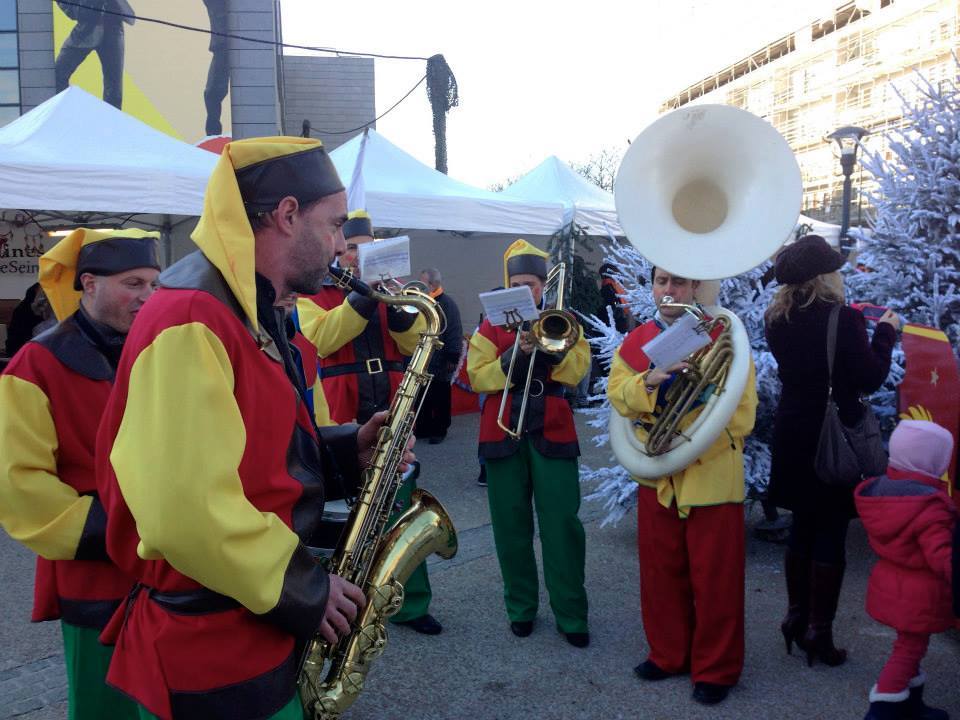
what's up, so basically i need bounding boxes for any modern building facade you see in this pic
[661,0,959,224]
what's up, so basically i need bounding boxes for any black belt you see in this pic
[147,586,241,615]
[319,359,405,378]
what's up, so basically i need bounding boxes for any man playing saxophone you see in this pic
[607,266,757,706]
[95,138,412,720]
[295,210,441,637]
[467,239,590,648]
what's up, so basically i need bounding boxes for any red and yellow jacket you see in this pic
[607,318,757,518]
[467,318,589,459]
[0,312,135,629]
[298,285,424,426]
[97,253,362,720]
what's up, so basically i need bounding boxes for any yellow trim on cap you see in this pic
[191,137,330,333]
[502,238,549,287]
[39,228,160,322]
[347,209,371,220]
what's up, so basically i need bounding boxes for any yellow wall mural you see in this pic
[53,1,231,143]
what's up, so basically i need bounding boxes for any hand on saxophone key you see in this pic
[319,575,367,644]
[357,411,417,472]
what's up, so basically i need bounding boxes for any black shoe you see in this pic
[692,682,732,705]
[565,632,589,648]
[428,435,444,445]
[633,659,677,681]
[510,620,534,637]
[476,465,487,487]
[395,614,442,635]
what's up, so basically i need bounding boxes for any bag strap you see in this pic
[825,303,841,399]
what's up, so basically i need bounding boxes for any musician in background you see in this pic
[0,229,159,720]
[414,267,463,444]
[607,266,757,706]
[467,239,591,648]
[296,211,442,636]
[95,139,392,719]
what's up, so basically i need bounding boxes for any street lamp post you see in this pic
[827,125,869,256]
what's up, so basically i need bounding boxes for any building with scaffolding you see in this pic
[661,0,959,225]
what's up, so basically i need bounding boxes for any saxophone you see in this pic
[298,266,459,720]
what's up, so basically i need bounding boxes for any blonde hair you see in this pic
[765,271,845,325]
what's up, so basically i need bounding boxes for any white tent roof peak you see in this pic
[329,129,565,235]
[0,86,218,215]
[500,155,622,236]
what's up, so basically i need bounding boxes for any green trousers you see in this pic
[61,621,138,720]
[388,470,433,623]
[137,694,304,720]
[486,439,588,633]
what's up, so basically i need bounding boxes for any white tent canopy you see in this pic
[500,155,623,236]
[329,129,565,235]
[796,213,842,246]
[0,87,217,215]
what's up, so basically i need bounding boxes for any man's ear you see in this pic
[78,272,97,295]
[275,196,300,233]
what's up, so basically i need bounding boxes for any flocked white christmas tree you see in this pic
[848,61,960,342]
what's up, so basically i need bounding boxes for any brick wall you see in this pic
[228,0,281,138]
[281,55,374,150]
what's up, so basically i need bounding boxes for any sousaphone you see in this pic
[609,104,802,478]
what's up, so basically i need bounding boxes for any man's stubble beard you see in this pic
[287,232,332,296]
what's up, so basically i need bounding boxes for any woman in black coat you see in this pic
[764,236,899,668]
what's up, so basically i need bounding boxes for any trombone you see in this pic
[496,263,580,439]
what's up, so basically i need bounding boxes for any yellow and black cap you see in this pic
[235,145,344,213]
[343,209,373,241]
[503,238,549,286]
[74,235,160,290]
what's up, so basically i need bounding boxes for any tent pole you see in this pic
[161,215,173,267]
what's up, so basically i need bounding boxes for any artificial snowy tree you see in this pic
[849,64,960,343]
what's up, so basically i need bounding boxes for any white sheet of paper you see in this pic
[641,313,712,369]
[358,236,410,281]
[479,286,540,327]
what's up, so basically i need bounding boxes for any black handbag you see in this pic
[813,304,888,487]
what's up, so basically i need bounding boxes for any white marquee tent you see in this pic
[0,87,218,216]
[499,155,623,237]
[329,129,565,235]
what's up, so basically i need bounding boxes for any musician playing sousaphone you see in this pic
[607,266,757,705]
[467,239,591,647]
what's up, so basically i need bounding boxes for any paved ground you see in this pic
[1,411,958,719]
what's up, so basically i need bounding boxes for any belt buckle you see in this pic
[529,378,545,398]
[366,358,384,374]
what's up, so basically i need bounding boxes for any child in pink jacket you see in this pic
[855,419,956,720]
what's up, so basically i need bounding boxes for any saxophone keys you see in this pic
[356,622,387,660]
[371,579,405,617]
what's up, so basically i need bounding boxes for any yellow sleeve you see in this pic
[389,311,426,356]
[110,323,300,615]
[467,330,510,393]
[0,375,93,560]
[548,328,590,387]
[606,348,657,419]
[726,357,758,440]
[311,377,335,427]
[296,297,368,358]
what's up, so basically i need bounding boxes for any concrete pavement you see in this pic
[1,411,957,719]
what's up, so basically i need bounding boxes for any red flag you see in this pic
[898,323,960,499]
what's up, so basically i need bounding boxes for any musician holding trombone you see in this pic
[607,267,757,706]
[466,239,591,648]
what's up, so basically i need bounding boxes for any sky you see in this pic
[280,0,841,189]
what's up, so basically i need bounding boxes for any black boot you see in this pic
[863,686,910,719]
[804,561,847,667]
[906,674,949,720]
[781,549,810,655]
